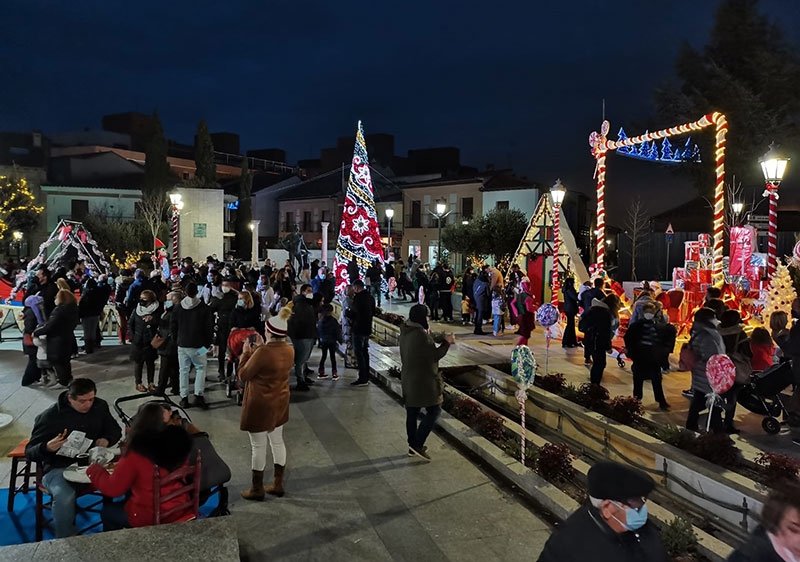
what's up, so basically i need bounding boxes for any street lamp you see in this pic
[250,220,261,266]
[169,192,184,260]
[760,144,790,276]
[431,199,450,266]
[12,231,22,258]
[732,202,744,215]
[550,179,566,306]
[384,207,394,260]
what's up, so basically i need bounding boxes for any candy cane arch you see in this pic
[590,112,728,285]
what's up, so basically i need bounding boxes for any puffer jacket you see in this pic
[689,321,725,395]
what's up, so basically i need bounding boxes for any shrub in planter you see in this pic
[441,391,455,413]
[575,383,610,410]
[538,373,567,394]
[652,424,696,450]
[387,366,401,379]
[687,433,740,468]
[755,452,800,487]
[661,516,698,561]
[473,410,506,442]
[452,397,482,424]
[535,442,575,483]
[377,312,405,326]
[607,396,643,425]
[502,438,538,468]
[561,383,580,402]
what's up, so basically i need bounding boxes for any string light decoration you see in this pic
[332,121,385,293]
[590,112,727,285]
[0,174,44,239]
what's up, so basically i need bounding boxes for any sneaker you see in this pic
[409,446,431,461]
[331,371,339,381]
[407,446,428,456]
[179,397,191,409]
[317,372,330,380]
[194,395,209,410]
[350,380,369,387]
[682,389,695,399]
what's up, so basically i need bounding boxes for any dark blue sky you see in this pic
[2,0,798,222]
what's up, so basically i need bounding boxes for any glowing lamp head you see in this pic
[462,219,469,225]
[385,207,394,220]
[12,231,23,242]
[249,222,255,231]
[732,202,744,215]
[169,192,182,206]
[435,200,447,216]
[550,179,566,207]
[760,144,790,184]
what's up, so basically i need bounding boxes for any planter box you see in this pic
[371,316,401,346]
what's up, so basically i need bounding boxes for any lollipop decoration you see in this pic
[705,354,736,431]
[536,303,559,375]
[511,345,537,466]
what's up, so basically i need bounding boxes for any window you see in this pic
[72,200,89,220]
[462,197,474,219]
[182,172,190,180]
[303,211,312,232]
[496,201,509,210]
[321,210,329,224]
[411,201,421,228]
[285,211,293,232]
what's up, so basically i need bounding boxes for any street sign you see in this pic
[749,214,769,230]
[665,223,674,235]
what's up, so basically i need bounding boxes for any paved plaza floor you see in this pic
[0,339,550,560]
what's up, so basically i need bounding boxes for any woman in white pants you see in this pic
[237,306,295,500]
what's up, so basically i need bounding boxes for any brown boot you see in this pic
[264,464,285,497]
[241,470,265,501]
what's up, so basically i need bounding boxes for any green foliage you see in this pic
[653,424,697,450]
[654,0,800,193]
[502,438,537,468]
[235,156,253,259]
[535,443,575,483]
[607,396,644,425]
[441,208,527,264]
[194,119,216,188]
[472,410,506,442]
[755,452,800,487]
[143,110,173,197]
[82,206,158,262]
[661,516,698,558]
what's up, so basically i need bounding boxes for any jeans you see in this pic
[178,346,208,398]
[590,350,607,385]
[157,352,179,394]
[82,316,99,352]
[474,306,486,334]
[291,338,314,383]
[370,284,381,307]
[632,363,666,405]
[319,341,337,373]
[406,405,442,449]
[353,334,370,382]
[43,468,77,538]
[493,314,502,334]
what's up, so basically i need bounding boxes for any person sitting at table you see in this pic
[25,378,122,538]
[87,402,194,531]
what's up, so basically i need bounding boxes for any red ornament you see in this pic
[706,354,735,394]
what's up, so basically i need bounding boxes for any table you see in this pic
[63,465,91,484]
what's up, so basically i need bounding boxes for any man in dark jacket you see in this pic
[170,283,214,409]
[346,280,375,386]
[537,461,668,562]
[25,378,121,538]
[439,263,456,322]
[472,267,490,335]
[287,284,317,391]
[578,297,613,385]
[400,304,454,460]
[562,277,580,347]
[36,267,59,316]
[580,278,607,365]
[210,279,238,382]
[728,480,800,562]
[79,278,106,354]
[624,302,670,411]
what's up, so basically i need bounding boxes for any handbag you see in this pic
[151,333,166,349]
[678,342,696,371]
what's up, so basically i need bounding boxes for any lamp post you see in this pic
[12,231,22,258]
[760,144,790,277]
[169,193,184,260]
[385,207,394,260]
[429,199,450,266]
[550,179,566,306]
[249,219,261,267]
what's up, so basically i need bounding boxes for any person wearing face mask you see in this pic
[537,461,668,562]
[128,290,162,392]
[210,280,239,381]
[729,479,800,562]
[202,270,222,304]
[287,284,317,391]
[155,291,182,395]
[624,302,670,411]
[230,291,261,330]
[685,307,726,432]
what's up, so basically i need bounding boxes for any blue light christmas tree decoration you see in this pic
[661,138,674,160]
[613,128,701,163]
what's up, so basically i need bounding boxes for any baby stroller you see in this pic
[736,361,794,434]
[226,328,258,405]
[113,392,232,516]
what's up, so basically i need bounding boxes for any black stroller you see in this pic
[736,361,794,434]
[113,392,232,516]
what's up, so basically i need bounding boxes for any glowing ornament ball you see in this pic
[536,304,559,327]
[706,354,735,394]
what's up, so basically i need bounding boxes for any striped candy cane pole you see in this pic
[551,203,561,306]
[172,208,179,261]
[767,182,779,277]
[711,113,727,286]
[595,149,607,271]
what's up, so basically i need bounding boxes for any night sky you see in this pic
[2,0,799,223]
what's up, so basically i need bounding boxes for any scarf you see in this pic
[136,301,159,317]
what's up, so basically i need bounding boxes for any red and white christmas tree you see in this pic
[333,121,385,292]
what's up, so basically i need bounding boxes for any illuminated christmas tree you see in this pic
[0,172,44,239]
[332,121,385,292]
[764,261,797,328]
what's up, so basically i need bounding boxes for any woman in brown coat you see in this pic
[238,306,294,501]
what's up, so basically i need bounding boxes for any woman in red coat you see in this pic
[87,403,194,530]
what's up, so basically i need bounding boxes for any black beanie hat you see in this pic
[409,304,429,330]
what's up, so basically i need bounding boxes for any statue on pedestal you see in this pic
[280,224,309,276]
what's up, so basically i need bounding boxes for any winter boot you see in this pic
[241,470,265,501]
[264,464,285,497]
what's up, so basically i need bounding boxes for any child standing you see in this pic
[749,327,774,372]
[461,296,472,326]
[491,286,505,337]
[317,304,343,381]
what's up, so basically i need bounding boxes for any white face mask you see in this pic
[221,286,231,293]
[305,292,313,300]
[643,313,655,320]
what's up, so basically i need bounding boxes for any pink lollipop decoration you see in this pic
[706,354,735,395]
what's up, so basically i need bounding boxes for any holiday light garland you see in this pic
[590,112,727,285]
[0,175,44,239]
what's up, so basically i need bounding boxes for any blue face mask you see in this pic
[237,299,245,307]
[164,301,174,309]
[207,275,214,282]
[613,502,648,531]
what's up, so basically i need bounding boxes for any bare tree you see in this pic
[138,192,171,252]
[625,196,649,281]
[724,175,744,235]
